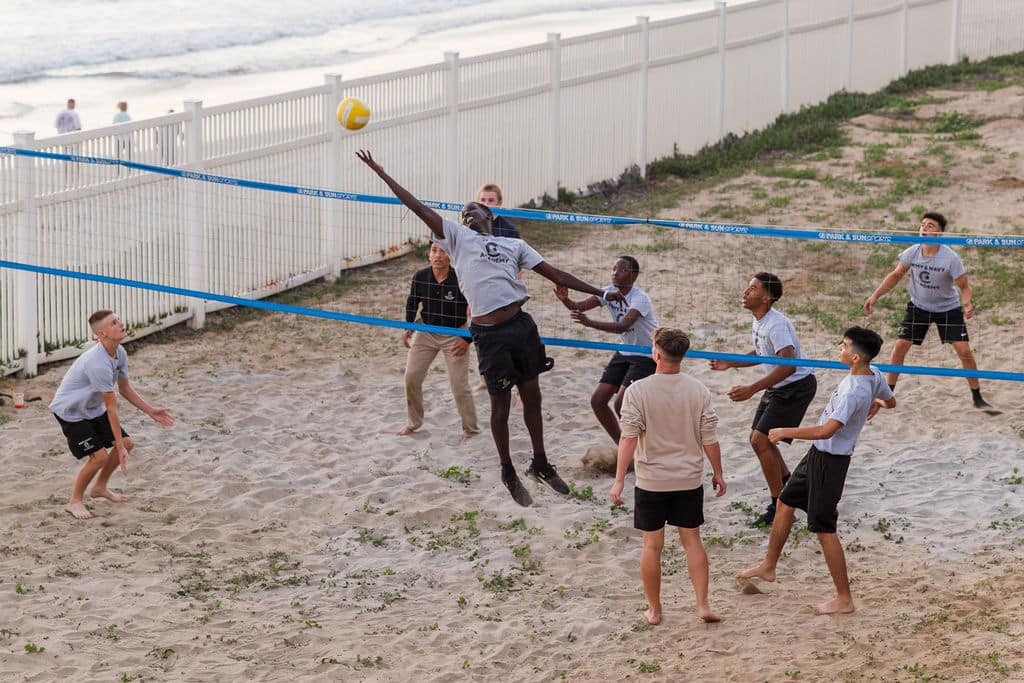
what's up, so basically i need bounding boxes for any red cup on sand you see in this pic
[14,392,24,409]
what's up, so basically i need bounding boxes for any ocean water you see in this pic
[1,0,737,141]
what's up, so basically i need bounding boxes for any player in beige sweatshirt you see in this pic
[610,327,726,625]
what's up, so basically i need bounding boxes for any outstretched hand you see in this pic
[553,284,569,301]
[356,149,383,174]
[149,407,175,427]
[570,310,589,327]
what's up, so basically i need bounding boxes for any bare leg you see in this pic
[750,430,788,496]
[489,392,513,467]
[678,527,720,622]
[950,341,980,392]
[90,437,134,503]
[590,383,621,445]
[640,529,665,625]
[886,339,913,387]
[737,501,796,581]
[814,532,855,614]
[517,378,546,458]
[67,451,107,519]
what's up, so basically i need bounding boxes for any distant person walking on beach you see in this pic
[709,272,817,527]
[555,255,659,445]
[50,310,174,520]
[357,149,621,507]
[864,211,996,412]
[112,101,131,124]
[399,243,480,440]
[113,101,132,163]
[610,327,725,625]
[55,98,82,134]
[738,326,895,615]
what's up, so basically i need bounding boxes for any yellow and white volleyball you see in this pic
[337,97,370,131]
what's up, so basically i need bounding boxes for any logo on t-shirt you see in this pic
[483,242,511,264]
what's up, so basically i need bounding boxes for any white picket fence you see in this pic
[1,0,1021,376]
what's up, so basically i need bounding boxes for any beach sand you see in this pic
[2,86,1023,681]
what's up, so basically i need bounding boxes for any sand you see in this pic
[2,85,1024,681]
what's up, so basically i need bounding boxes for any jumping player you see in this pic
[356,149,621,506]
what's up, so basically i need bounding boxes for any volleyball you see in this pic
[337,97,370,131]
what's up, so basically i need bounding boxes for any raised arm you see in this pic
[533,262,621,302]
[552,284,601,312]
[864,261,910,314]
[356,150,443,238]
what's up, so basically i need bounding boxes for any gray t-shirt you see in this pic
[49,343,129,421]
[431,217,544,317]
[751,308,813,387]
[898,244,965,313]
[600,284,658,356]
[813,366,893,455]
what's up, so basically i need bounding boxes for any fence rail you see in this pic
[2,0,1022,376]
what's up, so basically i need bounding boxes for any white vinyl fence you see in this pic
[1,0,1021,376]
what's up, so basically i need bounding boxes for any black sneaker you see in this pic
[526,461,570,495]
[751,501,776,528]
[502,471,533,507]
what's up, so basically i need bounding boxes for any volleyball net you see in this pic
[1,147,1022,384]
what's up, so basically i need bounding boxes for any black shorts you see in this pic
[599,352,656,389]
[633,486,704,531]
[898,302,969,345]
[470,311,550,395]
[55,412,129,459]
[751,373,817,442]
[778,445,850,533]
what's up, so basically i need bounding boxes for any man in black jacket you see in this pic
[400,243,480,440]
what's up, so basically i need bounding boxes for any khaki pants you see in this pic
[405,331,479,436]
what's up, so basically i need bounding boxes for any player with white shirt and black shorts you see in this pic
[738,326,896,615]
[709,272,817,527]
[356,150,622,507]
[554,256,659,445]
[864,211,995,412]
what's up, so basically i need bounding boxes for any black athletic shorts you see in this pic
[54,412,129,459]
[470,311,551,395]
[599,352,656,388]
[778,445,850,533]
[898,302,969,345]
[751,373,817,443]
[633,485,704,531]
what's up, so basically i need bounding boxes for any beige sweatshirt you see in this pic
[618,372,719,492]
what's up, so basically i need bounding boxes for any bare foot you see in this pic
[737,563,776,582]
[643,607,661,625]
[396,426,416,436]
[813,598,855,615]
[472,381,487,394]
[89,488,127,503]
[697,606,722,623]
[65,502,94,520]
[462,431,480,443]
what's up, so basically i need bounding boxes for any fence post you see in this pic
[13,132,39,377]
[325,74,344,279]
[548,33,561,200]
[847,0,855,90]
[899,0,909,76]
[445,52,460,202]
[782,0,791,113]
[716,1,727,142]
[184,99,206,330]
[636,17,650,179]
[949,0,962,64]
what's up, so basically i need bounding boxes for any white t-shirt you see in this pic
[751,308,813,387]
[431,217,543,317]
[50,343,129,421]
[898,244,965,313]
[600,284,658,356]
[55,108,82,134]
[813,367,893,455]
